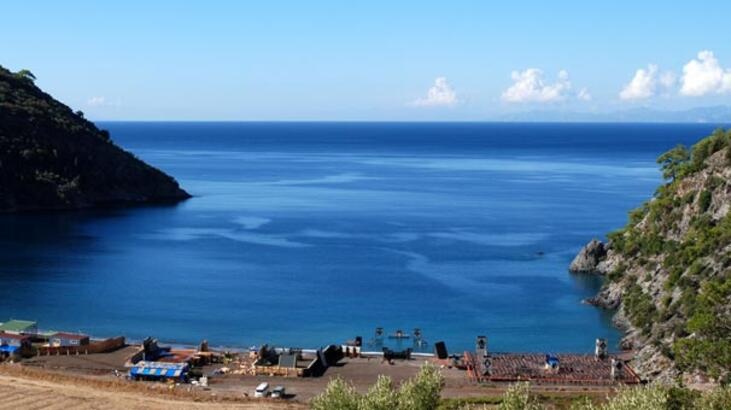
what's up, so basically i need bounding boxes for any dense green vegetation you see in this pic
[0,65,188,211]
[312,367,731,409]
[605,129,731,381]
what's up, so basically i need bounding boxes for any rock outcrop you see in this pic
[0,66,190,212]
[569,239,607,273]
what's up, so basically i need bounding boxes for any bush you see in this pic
[497,383,542,410]
[361,375,398,410]
[623,284,658,332]
[666,386,701,409]
[564,385,731,410]
[398,363,444,410]
[311,377,360,410]
[571,385,668,410]
[311,363,444,410]
[696,386,731,410]
[698,190,712,213]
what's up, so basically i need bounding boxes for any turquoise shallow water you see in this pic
[0,122,722,353]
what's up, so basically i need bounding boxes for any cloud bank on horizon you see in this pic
[616,50,731,101]
[408,49,731,110]
[499,69,590,103]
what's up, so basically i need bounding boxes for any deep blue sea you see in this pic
[0,122,722,353]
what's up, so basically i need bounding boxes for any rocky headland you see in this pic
[570,130,731,384]
[0,66,189,212]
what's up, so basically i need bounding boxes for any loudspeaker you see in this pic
[595,338,608,359]
[610,358,623,379]
[476,336,488,357]
[482,356,493,376]
[434,341,448,359]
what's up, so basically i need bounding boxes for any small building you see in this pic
[49,332,90,347]
[129,361,189,382]
[253,345,331,377]
[0,320,38,335]
[0,332,32,358]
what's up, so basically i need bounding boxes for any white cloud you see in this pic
[577,87,592,101]
[501,69,574,103]
[86,96,108,107]
[620,65,658,100]
[411,77,458,107]
[619,64,678,100]
[680,50,731,96]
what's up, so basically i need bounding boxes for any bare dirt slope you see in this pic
[0,367,300,410]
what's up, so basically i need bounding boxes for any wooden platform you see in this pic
[464,352,640,385]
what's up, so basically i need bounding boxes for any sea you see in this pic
[0,122,722,353]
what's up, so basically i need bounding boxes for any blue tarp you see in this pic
[129,361,187,379]
[0,345,18,353]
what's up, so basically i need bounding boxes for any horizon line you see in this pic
[92,119,731,125]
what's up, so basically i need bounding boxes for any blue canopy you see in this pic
[129,361,187,379]
[0,345,18,353]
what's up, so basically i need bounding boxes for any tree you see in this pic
[657,144,690,181]
[16,69,36,82]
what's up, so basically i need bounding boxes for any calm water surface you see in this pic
[0,123,720,352]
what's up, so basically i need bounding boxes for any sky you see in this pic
[2,1,731,121]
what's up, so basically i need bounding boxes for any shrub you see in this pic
[497,383,542,410]
[361,375,398,410]
[311,364,444,410]
[697,386,731,410]
[398,363,444,410]
[666,386,701,409]
[698,190,712,213]
[623,284,658,332]
[573,385,668,410]
[311,377,360,410]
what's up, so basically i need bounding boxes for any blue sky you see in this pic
[2,1,731,120]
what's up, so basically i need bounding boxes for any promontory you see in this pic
[0,66,189,212]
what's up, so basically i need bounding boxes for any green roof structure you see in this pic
[0,320,37,333]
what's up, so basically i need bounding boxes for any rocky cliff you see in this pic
[0,66,189,211]
[571,130,731,384]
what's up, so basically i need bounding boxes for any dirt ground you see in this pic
[0,365,303,410]
[206,357,614,401]
[1,351,614,408]
[22,345,140,374]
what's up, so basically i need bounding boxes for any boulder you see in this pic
[569,239,607,273]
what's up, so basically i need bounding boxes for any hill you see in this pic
[0,66,189,212]
[570,129,731,384]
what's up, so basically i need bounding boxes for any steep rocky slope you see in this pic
[0,66,189,212]
[571,130,731,384]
